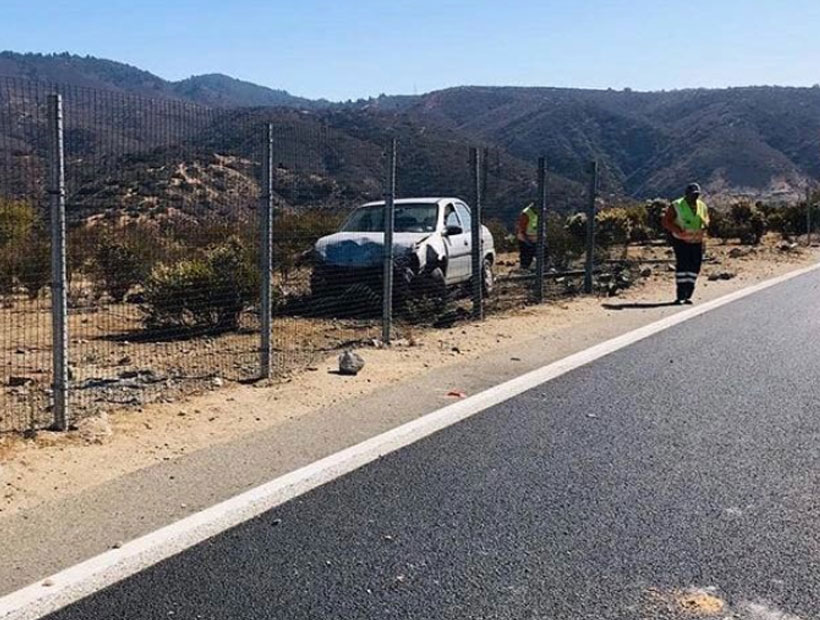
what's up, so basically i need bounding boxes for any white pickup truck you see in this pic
[311,197,495,303]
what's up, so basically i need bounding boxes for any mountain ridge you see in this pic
[1,51,819,200]
[0,51,319,109]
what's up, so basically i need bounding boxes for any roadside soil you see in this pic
[0,236,816,518]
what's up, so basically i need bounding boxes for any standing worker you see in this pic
[516,202,539,269]
[662,182,710,304]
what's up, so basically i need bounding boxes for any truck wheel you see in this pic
[482,259,495,296]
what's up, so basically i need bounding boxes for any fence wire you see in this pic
[0,78,51,432]
[60,87,264,417]
[2,75,816,434]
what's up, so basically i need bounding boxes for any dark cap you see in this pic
[685,182,701,196]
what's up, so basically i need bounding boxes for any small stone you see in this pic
[112,541,123,549]
[640,266,652,277]
[338,350,365,376]
[708,271,737,281]
[117,356,132,366]
[211,377,224,388]
[42,579,54,587]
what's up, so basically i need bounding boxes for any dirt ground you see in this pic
[0,235,816,517]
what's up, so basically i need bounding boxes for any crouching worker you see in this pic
[662,183,710,304]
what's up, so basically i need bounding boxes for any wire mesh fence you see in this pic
[267,113,386,370]
[0,78,52,432]
[2,76,815,434]
[61,87,265,419]
[0,75,668,433]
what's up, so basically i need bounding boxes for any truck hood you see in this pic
[314,232,431,268]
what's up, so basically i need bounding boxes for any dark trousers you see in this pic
[671,237,703,300]
[519,240,536,269]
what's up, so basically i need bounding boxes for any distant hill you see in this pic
[2,51,820,204]
[172,74,323,109]
[0,51,318,109]
[400,86,820,200]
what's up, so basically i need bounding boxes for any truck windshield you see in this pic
[341,204,438,233]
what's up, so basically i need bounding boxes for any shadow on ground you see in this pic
[601,300,679,310]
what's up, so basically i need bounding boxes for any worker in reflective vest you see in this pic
[662,182,710,304]
[516,203,539,269]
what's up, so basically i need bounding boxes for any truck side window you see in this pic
[444,204,461,229]
[455,203,472,232]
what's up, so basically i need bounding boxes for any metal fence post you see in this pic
[470,147,484,320]
[47,94,69,430]
[259,123,274,378]
[382,138,397,344]
[535,156,547,303]
[584,160,598,294]
[807,186,813,247]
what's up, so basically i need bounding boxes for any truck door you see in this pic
[443,202,470,283]
[454,202,476,281]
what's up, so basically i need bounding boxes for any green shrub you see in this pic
[92,234,154,302]
[708,209,735,243]
[765,203,819,237]
[546,213,583,269]
[0,198,37,246]
[596,208,632,248]
[0,198,50,298]
[484,218,516,253]
[765,210,787,235]
[66,224,102,287]
[622,204,652,243]
[730,201,765,245]
[645,199,669,239]
[17,237,51,299]
[142,236,258,331]
[0,245,16,295]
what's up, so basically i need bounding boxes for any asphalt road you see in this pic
[44,271,820,619]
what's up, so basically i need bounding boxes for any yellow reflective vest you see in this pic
[673,197,709,232]
[523,205,538,238]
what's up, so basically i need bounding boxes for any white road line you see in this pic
[2,262,818,620]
